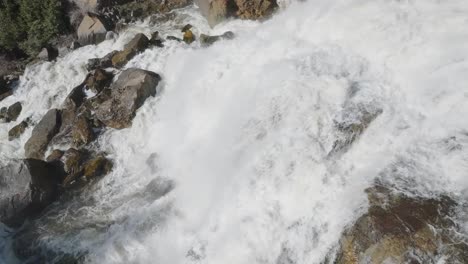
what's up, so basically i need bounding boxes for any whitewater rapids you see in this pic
[1,0,468,263]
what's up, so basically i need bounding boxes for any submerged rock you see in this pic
[111,33,149,68]
[200,31,235,46]
[24,109,62,159]
[0,159,61,227]
[333,185,468,264]
[95,68,161,129]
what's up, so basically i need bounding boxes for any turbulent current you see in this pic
[1,0,468,263]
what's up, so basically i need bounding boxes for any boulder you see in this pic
[85,68,113,93]
[333,185,468,264]
[111,33,149,68]
[83,155,113,179]
[0,159,61,227]
[71,115,95,146]
[0,102,22,122]
[7,102,22,121]
[77,14,110,45]
[181,25,196,44]
[8,118,30,141]
[37,46,59,62]
[24,109,62,159]
[234,0,278,19]
[95,68,160,129]
[200,31,235,46]
[86,50,118,71]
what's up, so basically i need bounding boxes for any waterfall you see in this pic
[1,0,468,263]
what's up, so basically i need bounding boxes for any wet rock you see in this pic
[234,0,278,20]
[0,102,22,122]
[83,155,113,179]
[7,101,22,121]
[46,149,64,163]
[37,46,59,62]
[333,185,468,264]
[8,118,30,141]
[111,33,149,68]
[71,115,95,147]
[0,159,61,227]
[86,50,118,71]
[24,109,62,159]
[63,148,86,175]
[95,68,161,129]
[183,28,196,44]
[200,31,235,46]
[77,14,110,45]
[85,68,114,93]
[150,31,164,47]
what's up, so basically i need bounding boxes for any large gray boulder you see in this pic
[24,109,62,159]
[0,159,61,227]
[95,68,160,129]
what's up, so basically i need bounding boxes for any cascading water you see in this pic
[1,0,468,263]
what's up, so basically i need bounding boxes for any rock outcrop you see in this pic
[0,102,22,123]
[0,159,61,227]
[95,68,161,128]
[24,109,61,159]
[333,185,468,264]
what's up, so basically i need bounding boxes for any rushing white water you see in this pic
[1,0,468,263]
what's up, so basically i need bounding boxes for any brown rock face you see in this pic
[95,68,161,129]
[24,109,62,159]
[77,14,110,45]
[333,185,468,264]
